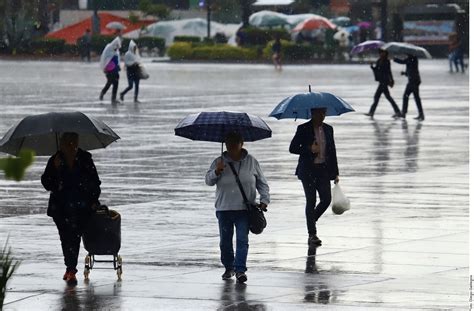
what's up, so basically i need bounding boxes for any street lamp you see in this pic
[199,0,211,38]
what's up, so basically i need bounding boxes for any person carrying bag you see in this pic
[205,131,270,284]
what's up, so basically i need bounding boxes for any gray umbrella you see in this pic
[0,112,120,156]
[382,42,432,59]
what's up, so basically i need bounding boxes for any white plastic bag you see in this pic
[332,183,350,215]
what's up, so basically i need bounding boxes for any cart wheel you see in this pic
[117,256,123,280]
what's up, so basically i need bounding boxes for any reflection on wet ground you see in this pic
[0,60,468,309]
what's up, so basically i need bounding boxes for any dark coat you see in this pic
[41,148,101,218]
[394,56,421,84]
[371,58,394,85]
[289,121,339,181]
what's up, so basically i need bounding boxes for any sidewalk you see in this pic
[0,59,469,310]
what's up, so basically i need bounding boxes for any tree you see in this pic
[239,0,253,28]
[139,0,171,20]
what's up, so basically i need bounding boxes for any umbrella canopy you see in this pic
[343,25,360,34]
[331,16,351,27]
[357,21,372,29]
[286,13,324,26]
[292,17,337,32]
[249,10,289,28]
[350,40,385,55]
[0,112,120,156]
[382,42,432,59]
[106,21,127,30]
[269,87,354,120]
[174,111,271,143]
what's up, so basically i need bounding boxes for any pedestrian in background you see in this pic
[41,133,101,285]
[394,54,424,121]
[365,49,403,119]
[272,36,282,71]
[99,37,121,105]
[205,131,270,284]
[289,108,339,247]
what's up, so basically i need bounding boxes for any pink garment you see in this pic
[104,60,116,73]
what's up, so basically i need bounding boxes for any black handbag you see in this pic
[228,162,267,235]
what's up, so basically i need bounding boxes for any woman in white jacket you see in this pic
[120,40,142,103]
[205,131,270,284]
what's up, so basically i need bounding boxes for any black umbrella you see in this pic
[0,112,120,156]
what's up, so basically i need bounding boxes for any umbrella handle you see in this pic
[309,85,311,92]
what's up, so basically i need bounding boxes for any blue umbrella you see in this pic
[269,86,354,120]
[175,111,272,144]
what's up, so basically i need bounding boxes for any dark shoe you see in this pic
[221,269,235,280]
[65,271,77,285]
[308,234,322,246]
[119,93,124,101]
[392,113,402,119]
[134,98,141,103]
[63,270,68,280]
[414,115,425,121]
[236,272,247,283]
[364,112,373,117]
[99,93,104,101]
[111,100,122,105]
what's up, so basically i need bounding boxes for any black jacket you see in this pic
[394,56,421,84]
[371,58,394,85]
[289,121,339,180]
[41,149,101,218]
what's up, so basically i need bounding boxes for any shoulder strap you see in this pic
[228,162,250,207]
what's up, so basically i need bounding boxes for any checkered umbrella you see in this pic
[174,111,272,143]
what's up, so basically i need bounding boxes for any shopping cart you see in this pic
[82,205,122,280]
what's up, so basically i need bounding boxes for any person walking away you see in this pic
[365,49,403,119]
[272,36,282,71]
[80,29,92,62]
[120,40,142,103]
[289,108,340,247]
[448,33,459,73]
[394,54,424,121]
[454,35,466,74]
[99,37,121,104]
[205,132,270,284]
[41,132,101,285]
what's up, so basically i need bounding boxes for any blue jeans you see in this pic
[216,210,249,273]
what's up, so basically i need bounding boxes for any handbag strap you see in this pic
[228,162,251,209]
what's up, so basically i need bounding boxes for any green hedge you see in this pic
[168,42,194,60]
[263,40,316,61]
[174,35,201,43]
[30,38,66,55]
[239,27,290,46]
[168,42,258,61]
[136,37,165,52]
[90,35,115,54]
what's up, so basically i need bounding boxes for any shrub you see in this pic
[174,36,201,43]
[167,42,193,60]
[30,38,66,55]
[239,27,290,46]
[263,40,316,61]
[64,43,79,55]
[90,35,115,54]
[136,37,166,55]
[0,239,20,308]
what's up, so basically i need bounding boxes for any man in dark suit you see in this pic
[394,54,424,121]
[290,108,339,246]
[366,49,403,119]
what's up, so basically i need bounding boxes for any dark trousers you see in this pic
[53,203,90,272]
[121,75,140,100]
[403,82,424,117]
[301,166,332,236]
[369,83,401,115]
[216,210,249,273]
[101,72,119,101]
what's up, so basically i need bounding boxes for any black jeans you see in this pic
[121,75,140,100]
[300,166,332,235]
[53,203,90,272]
[403,82,424,117]
[101,72,119,101]
[369,83,402,115]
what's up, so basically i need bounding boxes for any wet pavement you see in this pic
[0,59,469,310]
